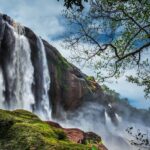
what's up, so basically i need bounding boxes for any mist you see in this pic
[56,102,150,150]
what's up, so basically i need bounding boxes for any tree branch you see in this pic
[117,42,150,62]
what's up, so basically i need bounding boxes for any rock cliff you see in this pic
[0,13,104,119]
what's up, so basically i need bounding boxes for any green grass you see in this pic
[0,109,92,150]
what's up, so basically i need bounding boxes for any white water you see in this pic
[0,22,51,120]
[13,22,25,35]
[108,103,112,108]
[57,103,133,150]
[105,110,114,128]
[36,37,51,120]
[115,113,122,123]
[0,67,5,108]
[7,28,35,111]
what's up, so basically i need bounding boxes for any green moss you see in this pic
[85,76,98,92]
[86,76,95,81]
[56,54,71,80]
[56,64,62,80]
[55,56,70,92]
[58,55,71,69]
[0,109,91,150]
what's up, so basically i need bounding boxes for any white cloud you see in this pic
[105,70,150,109]
[0,0,64,40]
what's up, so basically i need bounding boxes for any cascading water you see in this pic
[105,110,113,127]
[115,113,122,123]
[0,20,51,120]
[3,24,35,111]
[35,37,51,120]
[108,103,112,108]
[0,67,5,108]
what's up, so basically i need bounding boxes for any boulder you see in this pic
[46,121,108,150]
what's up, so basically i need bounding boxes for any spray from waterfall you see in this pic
[58,102,134,150]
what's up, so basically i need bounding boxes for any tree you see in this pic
[58,0,88,10]
[126,127,150,149]
[62,0,150,98]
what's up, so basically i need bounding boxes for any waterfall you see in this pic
[14,32,35,111]
[104,110,116,130]
[115,113,122,123]
[105,110,112,125]
[0,67,5,108]
[4,24,35,111]
[35,37,51,120]
[108,103,112,108]
[13,22,25,35]
[0,21,51,120]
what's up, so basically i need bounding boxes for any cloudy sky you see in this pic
[0,0,150,109]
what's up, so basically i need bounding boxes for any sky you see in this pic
[0,0,150,109]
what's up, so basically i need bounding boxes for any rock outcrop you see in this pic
[0,13,104,120]
[46,121,108,150]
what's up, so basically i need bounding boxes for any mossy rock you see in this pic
[0,109,91,150]
[86,76,95,82]
[85,76,98,92]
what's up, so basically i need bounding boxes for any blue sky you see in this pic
[0,0,150,109]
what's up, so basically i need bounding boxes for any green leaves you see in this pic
[63,0,150,98]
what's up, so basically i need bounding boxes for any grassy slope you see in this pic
[0,109,92,150]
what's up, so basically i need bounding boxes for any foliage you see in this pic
[126,127,150,150]
[101,84,129,104]
[127,61,150,98]
[86,76,95,81]
[62,0,150,98]
[86,76,98,91]
[58,0,88,10]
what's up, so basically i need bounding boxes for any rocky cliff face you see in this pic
[0,13,105,119]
